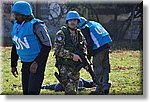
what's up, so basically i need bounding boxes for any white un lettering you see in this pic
[13,35,30,50]
[94,27,103,34]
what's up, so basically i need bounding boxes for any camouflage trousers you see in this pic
[58,64,80,95]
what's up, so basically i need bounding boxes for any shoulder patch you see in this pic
[57,36,62,41]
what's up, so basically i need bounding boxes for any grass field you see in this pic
[0,47,143,95]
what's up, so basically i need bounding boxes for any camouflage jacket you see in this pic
[54,26,87,67]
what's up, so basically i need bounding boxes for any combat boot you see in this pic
[103,83,111,95]
[89,84,103,95]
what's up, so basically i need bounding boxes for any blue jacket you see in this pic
[81,21,112,55]
[11,18,43,62]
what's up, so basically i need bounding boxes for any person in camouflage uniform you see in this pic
[54,11,87,95]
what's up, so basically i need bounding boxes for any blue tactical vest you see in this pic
[11,18,43,62]
[83,21,112,50]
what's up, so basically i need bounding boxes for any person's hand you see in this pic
[30,61,38,73]
[11,67,18,78]
[72,54,82,62]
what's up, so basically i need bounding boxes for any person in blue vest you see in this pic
[11,1,52,95]
[78,17,112,95]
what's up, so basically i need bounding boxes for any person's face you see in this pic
[67,19,78,29]
[12,13,25,24]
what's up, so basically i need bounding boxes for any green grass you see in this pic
[0,47,143,95]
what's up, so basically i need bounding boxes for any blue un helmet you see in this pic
[77,17,88,28]
[66,11,80,23]
[12,1,33,16]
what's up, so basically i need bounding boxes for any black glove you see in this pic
[11,67,18,78]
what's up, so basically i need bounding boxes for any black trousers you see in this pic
[21,61,46,95]
[93,48,111,90]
